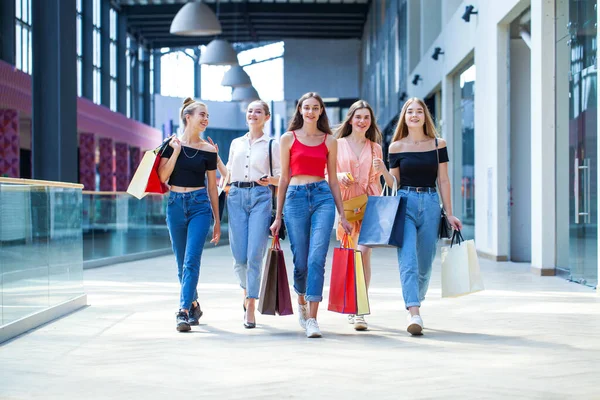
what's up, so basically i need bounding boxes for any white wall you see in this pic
[283,39,361,101]
[406,0,530,258]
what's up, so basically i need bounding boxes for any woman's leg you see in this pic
[227,187,250,308]
[244,187,272,324]
[416,193,442,303]
[397,193,420,313]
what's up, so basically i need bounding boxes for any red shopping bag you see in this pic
[275,237,293,315]
[258,236,294,316]
[127,139,171,199]
[327,235,357,314]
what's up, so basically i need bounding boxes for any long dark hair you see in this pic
[287,92,332,134]
[335,100,382,143]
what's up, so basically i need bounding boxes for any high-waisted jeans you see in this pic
[284,180,335,302]
[397,188,441,309]
[227,185,272,299]
[166,188,212,311]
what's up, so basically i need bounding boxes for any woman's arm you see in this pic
[382,141,401,189]
[206,169,221,244]
[436,139,462,230]
[206,136,229,177]
[270,133,292,236]
[326,137,352,234]
[157,138,181,183]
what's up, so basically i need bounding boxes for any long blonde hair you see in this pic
[180,97,207,128]
[287,92,332,134]
[391,97,438,142]
[335,100,382,144]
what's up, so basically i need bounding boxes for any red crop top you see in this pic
[289,131,329,177]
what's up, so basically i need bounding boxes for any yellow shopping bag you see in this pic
[355,250,371,315]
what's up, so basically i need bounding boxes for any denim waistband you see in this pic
[400,186,437,193]
[288,180,329,190]
[169,188,207,198]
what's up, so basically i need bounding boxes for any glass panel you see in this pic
[110,79,117,111]
[453,64,476,240]
[15,24,21,70]
[556,0,598,288]
[77,16,82,57]
[16,0,21,20]
[77,59,82,97]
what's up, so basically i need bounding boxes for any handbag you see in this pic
[268,139,286,240]
[435,138,453,239]
[441,230,484,297]
[341,142,375,222]
[357,176,406,247]
[258,236,293,315]
[127,138,171,199]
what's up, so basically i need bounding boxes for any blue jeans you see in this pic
[397,189,441,309]
[284,181,335,302]
[227,185,272,299]
[166,188,213,311]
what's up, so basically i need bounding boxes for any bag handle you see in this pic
[271,235,281,250]
[380,174,397,197]
[156,136,173,156]
[450,229,464,247]
[269,139,277,208]
[340,233,355,249]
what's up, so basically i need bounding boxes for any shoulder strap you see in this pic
[268,139,274,176]
[322,134,328,143]
[435,137,444,207]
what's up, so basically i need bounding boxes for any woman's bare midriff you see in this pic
[289,175,326,185]
[169,185,205,193]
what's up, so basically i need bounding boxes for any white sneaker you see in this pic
[353,315,368,331]
[406,314,424,336]
[298,303,309,329]
[347,314,355,324]
[305,318,322,338]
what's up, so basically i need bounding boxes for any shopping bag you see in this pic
[258,236,293,316]
[127,139,171,199]
[355,250,370,316]
[358,178,406,247]
[275,247,293,316]
[441,231,484,298]
[328,235,357,314]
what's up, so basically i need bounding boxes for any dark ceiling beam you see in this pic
[241,1,258,42]
[120,3,369,16]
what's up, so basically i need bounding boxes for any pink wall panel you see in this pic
[79,132,95,190]
[0,109,20,178]
[115,142,129,191]
[0,60,162,150]
[99,138,114,192]
[129,146,141,181]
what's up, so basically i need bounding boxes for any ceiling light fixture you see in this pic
[199,39,238,65]
[221,65,252,87]
[232,86,260,102]
[170,2,222,36]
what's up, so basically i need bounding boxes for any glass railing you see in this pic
[0,178,84,326]
[82,192,229,263]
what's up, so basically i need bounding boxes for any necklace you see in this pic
[407,137,431,145]
[181,145,199,159]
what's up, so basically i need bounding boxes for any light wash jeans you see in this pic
[284,181,335,302]
[227,185,272,299]
[166,188,213,311]
[397,188,441,309]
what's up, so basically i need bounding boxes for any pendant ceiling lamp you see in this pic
[170,2,222,36]
[199,39,238,65]
[221,65,252,87]
[232,86,260,102]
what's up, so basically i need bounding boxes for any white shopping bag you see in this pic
[441,232,484,298]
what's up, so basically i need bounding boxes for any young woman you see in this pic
[270,92,352,338]
[158,97,221,332]
[383,98,462,336]
[211,100,281,329]
[335,100,390,331]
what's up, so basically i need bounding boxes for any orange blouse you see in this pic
[336,138,383,240]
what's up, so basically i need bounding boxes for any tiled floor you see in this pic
[1,240,599,399]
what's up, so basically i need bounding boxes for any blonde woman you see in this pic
[383,98,462,335]
[158,97,220,332]
[211,100,281,329]
[334,100,392,331]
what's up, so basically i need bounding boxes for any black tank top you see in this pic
[161,145,217,187]
[388,147,449,188]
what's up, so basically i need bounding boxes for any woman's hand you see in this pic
[255,176,270,186]
[448,215,462,231]
[340,217,353,235]
[373,157,386,173]
[211,221,221,245]
[206,136,219,154]
[338,172,353,188]
[169,136,182,153]
[270,217,282,237]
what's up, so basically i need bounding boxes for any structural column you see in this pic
[130,39,139,120]
[114,142,129,191]
[153,49,161,96]
[32,0,78,183]
[100,0,111,108]
[530,0,556,274]
[194,48,201,99]
[0,109,20,178]
[98,137,114,191]
[117,13,127,115]
[79,132,95,190]
[141,48,151,125]
[0,0,16,65]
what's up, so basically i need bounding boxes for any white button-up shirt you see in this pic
[226,133,281,182]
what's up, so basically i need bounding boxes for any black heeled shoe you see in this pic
[244,311,256,329]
